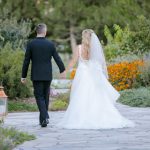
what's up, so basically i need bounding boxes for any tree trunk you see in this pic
[70,26,77,54]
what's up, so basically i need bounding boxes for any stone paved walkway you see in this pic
[4,103,150,150]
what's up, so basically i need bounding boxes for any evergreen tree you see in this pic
[0,0,150,53]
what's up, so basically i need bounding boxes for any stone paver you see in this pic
[4,103,150,150]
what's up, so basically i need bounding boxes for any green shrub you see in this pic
[118,87,150,107]
[0,126,35,150]
[104,24,132,60]
[133,60,150,88]
[108,54,141,64]
[0,17,31,49]
[50,93,69,111]
[125,16,150,55]
[50,100,68,111]
[0,17,32,99]
[8,101,38,112]
[0,137,14,150]
[0,44,32,99]
[104,16,150,60]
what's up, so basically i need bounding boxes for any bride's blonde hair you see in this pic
[82,29,94,53]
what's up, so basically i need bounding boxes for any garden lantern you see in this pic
[0,86,8,120]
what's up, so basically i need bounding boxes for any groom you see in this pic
[21,23,66,127]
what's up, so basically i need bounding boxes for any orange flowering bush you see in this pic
[70,60,144,91]
[107,60,144,91]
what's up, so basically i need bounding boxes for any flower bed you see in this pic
[108,60,144,91]
[70,60,144,91]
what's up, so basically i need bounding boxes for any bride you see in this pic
[59,29,134,129]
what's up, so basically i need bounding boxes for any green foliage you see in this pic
[123,16,150,55]
[1,0,150,53]
[109,54,142,64]
[0,0,44,22]
[104,24,131,59]
[0,17,31,49]
[50,93,69,111]
[133,59,150,88]
[50,100,68,111]
[104,16,150,60]
[8,101,38,112]
[0,126,35,150]
[0,17,32,99]
[118,87,150,107]
[0,136,14,150]
[0,44,32,99]
[40,0,148,52]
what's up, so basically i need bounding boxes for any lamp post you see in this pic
[0,86,8,121]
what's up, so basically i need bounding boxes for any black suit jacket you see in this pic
[22,37,65,81]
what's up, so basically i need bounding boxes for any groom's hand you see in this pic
[60,71,66,79]
[21,78,26,84]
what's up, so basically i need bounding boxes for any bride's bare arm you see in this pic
[66,47,79,72]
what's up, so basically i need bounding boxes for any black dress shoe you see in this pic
[39,119,49,125]
[46,119,49,124]
[41,120,47,127]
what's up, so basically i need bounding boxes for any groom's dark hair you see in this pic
[36,23,47,34]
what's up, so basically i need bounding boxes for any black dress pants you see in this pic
[33,81,51,124]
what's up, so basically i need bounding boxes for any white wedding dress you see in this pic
[59,33,134,129]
